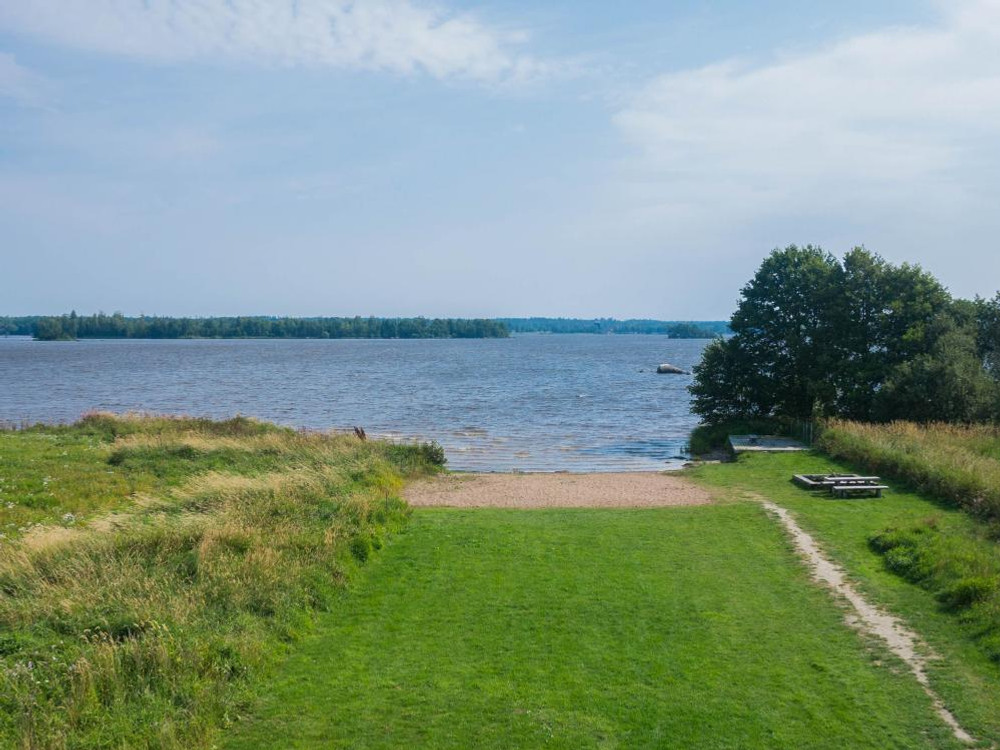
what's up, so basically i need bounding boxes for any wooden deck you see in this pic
[729,434,808,453]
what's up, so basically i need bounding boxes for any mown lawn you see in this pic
[690,452,1000,745]
[226,504,965,749]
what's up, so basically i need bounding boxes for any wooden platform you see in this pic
[729,434,808,453]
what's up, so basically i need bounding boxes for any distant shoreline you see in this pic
[1,314,729,341]
[1,332,722,342]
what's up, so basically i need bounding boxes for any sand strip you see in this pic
[403,472,712,508]
[760,498,976,745]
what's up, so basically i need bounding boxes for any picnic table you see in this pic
[792,473,887,498]
[793,474,879,489]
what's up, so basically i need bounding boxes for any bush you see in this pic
[868,518,1000,662]
[384,440,446,474]
[937,577,996,611]
[418,441,446,467]
[349,535,372,562]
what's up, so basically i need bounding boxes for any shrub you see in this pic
[868,518,1000,662]
[384,440,447,474]
[418,441,446,467]
[349,535,372,562]
[937,577,996,611]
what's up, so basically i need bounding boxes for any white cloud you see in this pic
[0,0,547,83]
[612,0,1000,236]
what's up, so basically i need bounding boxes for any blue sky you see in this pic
[2,0,998,318]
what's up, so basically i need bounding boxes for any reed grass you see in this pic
[818,420,1000,521]
[0,414,443,749]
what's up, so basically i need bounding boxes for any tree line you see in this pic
[0,316,41,336]
[1,314,730,340]
[500,318,728,337]
[18,314,510,341]
[691,246,1000,425]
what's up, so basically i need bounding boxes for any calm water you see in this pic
[0,335,708,472]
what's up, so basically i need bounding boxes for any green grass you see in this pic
[0,413,297,539]
[689,452,1000,744]
[760,421,1000,663]
[0,429,156,540]
[868,518,1000,662]
[226,506,966,749]
[8,415,1000,748]
[0,414,442,749]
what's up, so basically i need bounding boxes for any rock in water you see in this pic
[656,363,687,374]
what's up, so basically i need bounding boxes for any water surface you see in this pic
[0,335,708,471]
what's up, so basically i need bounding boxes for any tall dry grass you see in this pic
[818,420,1000,521]
[0,415,442,749]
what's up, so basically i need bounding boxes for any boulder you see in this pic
[656,363,688,375]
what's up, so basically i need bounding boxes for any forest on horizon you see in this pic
[0,314,728,340]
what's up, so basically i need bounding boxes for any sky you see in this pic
[1,0,999,319]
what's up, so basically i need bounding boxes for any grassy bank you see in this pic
[0,414,442,749]
[818,420,1000,522]
[689,452,1000,744]
[813,420,1000,665]
[226,506,965,749]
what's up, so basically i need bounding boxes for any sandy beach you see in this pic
[403,471,713,508]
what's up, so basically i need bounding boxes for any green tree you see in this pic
[875,314,997,422]
[724,245,843,419]
[690,337,771,422]
[835,249,952,420]
[976,293,1000,378]
[691,245,998,425]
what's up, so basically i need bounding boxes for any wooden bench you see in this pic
[831,484,888,498]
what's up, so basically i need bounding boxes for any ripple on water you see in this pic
[0,335,708,472]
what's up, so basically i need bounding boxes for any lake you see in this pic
[0,335,709,472]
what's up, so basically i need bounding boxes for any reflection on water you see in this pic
[0,335,708,472]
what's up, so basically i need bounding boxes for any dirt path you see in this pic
[404,472,712,508]
[759,497,977,745]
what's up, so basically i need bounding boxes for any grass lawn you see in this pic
[226,505,965,749]
[690,452,1000,745]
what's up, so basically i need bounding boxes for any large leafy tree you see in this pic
[715,245,843,420]
[691,245,998,425]
[876,315,995,423]
[976,293,1000,378]
[835,249,953,419]
[690,336,770,422]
